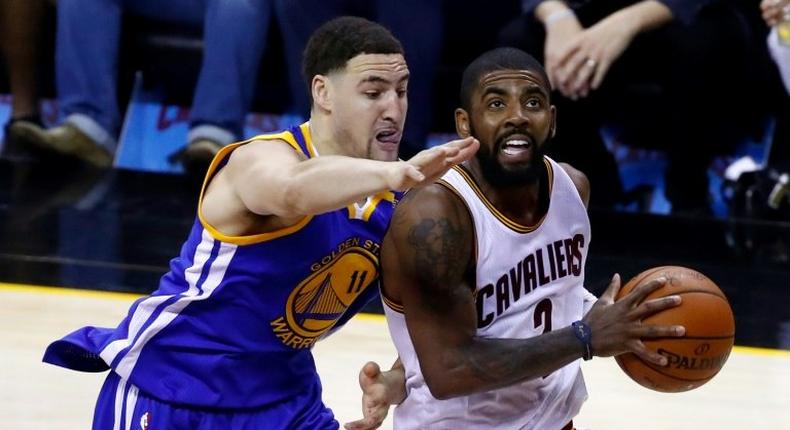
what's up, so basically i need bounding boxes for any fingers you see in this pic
[764,9,780,25]
[407,138,478,185]
[630,341,671,367]
[546,66,559,91]
[598,273,621,304]
[445,138,479,164]
[415,146,448,165]
[554,47,584,97]
[344,417,381,430]
[762,0,790,25]
[445,136,475,150]
[635,322,686,339]
[569,58,595,98]
[443,146,461,159]
[544,44,567,90]
[405,147,446,177]
[404,165,425,183]
[622,276,667,307]
[435,137,478,164]
[361,361,382,380]
[560,47,593,95]
[556,62,581,97]
[631,295,682,320]
[555,41,582,72]
[590,57,610,91]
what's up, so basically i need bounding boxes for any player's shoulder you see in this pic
[227,137,305,169]
[557,162,590,207]
[390,183,473,233]
[234,137,304,158]
[398,183,468,216]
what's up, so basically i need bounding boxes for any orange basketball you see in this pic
[614,266,735,393]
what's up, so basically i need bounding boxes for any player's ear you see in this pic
[455,108,471,138]
[549,105,557,139]
[312,75,331,112]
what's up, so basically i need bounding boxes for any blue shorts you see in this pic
[93,371,339,430]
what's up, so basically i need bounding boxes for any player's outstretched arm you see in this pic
[225,137,478,218]
[383,185,685,400]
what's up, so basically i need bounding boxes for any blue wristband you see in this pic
[571,320,593,361]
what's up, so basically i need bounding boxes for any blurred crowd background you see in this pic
[1,0,789,218]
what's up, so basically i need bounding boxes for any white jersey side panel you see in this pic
[385,157,592,430]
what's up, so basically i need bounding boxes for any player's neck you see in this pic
[307,114,353,157]
[468,161,550,225]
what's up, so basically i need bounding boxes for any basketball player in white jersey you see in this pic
[351,47,687,430]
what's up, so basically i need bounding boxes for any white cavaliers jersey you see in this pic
[383,157,594,430]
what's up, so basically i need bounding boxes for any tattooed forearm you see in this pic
[460,341,524,383]
[454,329,581,391]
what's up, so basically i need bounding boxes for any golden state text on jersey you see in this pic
[270,238,381,349]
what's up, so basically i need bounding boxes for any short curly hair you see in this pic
[302,16,404,106]
[460,47,550,111]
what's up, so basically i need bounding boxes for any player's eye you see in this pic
[488,100,504,109]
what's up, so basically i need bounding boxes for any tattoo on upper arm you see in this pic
[406,217,469,309]
[403,214,538,386]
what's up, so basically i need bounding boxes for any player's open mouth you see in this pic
[502,139,530,156]
[375,129,401,150]
[499,135,532,160]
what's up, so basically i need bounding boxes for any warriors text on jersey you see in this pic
[43,123,399,412]
[383,157,593,430]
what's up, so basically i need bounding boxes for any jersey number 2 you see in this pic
[533,298,553,334]
[534,298,553,378]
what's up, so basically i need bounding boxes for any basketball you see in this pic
[614,266,735,393]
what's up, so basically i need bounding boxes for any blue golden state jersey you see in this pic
[43,123,400,410]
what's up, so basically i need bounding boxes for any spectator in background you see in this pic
[759,0,790,172]
[1,0,47,140]
[274,0,443,159]
[8,0,271,173]
[763,0,790,94]
[500,0,759,213]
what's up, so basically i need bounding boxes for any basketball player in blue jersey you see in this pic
[42,16,478,430]
[352,48,688,430]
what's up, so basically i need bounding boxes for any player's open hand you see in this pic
[582,274,686,366]
[410,137,479,182]
[344,361,406,430]
[385,137,479,191]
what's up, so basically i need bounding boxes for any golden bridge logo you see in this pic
[271,247,378,349]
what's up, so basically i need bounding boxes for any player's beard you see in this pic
[472,124,547,188]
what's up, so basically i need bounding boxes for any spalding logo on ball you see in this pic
[615,265,735,393]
